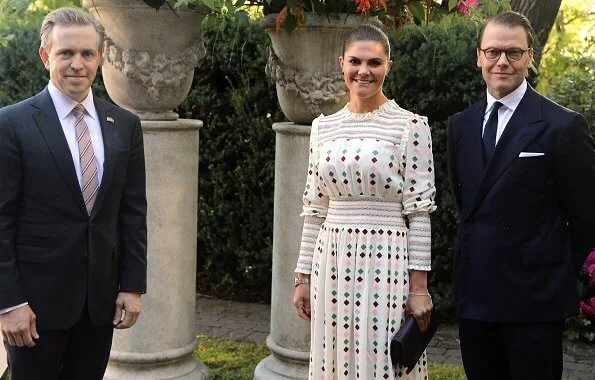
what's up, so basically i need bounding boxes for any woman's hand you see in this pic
[293,283,311,321]
[407,270,433,332]
[406,293,433,332]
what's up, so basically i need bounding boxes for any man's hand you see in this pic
[0,305,38,347]
[113,292,142,329]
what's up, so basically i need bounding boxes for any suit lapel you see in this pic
[32,89,87,215]
[468,86,548,217]
[90,98,117,218]
[458,100,487,221]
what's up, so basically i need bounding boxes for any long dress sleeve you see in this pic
[295,117,329,274]
[401,116,437,271]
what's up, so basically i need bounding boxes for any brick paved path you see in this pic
[195,295,594,380]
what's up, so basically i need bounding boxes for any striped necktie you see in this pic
[73,104,99,215]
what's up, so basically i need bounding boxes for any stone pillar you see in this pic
[254,122,311,379]
[103,120,208,380]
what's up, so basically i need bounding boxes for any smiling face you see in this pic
[39,24,102,102]
[477,21,533,99]
[339,40,392,107]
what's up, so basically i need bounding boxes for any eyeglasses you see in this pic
[479,48,531,62]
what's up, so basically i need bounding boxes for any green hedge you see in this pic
[177,20,283,300]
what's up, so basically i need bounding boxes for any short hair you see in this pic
[343,24,391,58]
[477,11,534,48]
[40,7,105,52]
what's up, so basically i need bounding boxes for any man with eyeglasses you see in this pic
[447,11,594,380]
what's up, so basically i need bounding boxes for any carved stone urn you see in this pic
[260,13,366,125]
[82,0,206,120]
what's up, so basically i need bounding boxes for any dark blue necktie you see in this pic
[483,101,503,162]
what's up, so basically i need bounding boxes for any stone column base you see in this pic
[254,335,309,379]
[104,339,208,379]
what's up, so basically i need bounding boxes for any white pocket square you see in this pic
[519,152,545,157]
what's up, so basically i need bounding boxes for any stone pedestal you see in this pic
[104,119,208,380]
[254,123,311,379]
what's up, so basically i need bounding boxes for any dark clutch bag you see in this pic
[390,314,438,374]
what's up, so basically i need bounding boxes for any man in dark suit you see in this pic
[447,11,594,380]
[0,7,147,379]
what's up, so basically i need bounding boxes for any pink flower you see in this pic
[457,0,478,15]
[579,296,595,319]
[582,250,595,285]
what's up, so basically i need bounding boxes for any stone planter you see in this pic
[260,13,366,125]
[82,0,206,120]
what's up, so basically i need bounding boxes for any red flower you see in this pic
[580,296,595,319]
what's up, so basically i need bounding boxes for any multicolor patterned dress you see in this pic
[296,100,436,380]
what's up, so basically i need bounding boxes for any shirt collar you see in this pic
[485,79,527,113]
[47,81,98,121]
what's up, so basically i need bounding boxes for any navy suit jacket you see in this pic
[447,85,595,323]
[0,88,147,329]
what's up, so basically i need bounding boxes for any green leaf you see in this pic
[283,13,297,34]
[234,10,249,24]
[202,0,216,11]
[448,0,458,11]
[408,1,426,24]
[202,13,220,28]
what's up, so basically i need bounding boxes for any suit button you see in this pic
[501,222,511,231]
[83,251,88,259]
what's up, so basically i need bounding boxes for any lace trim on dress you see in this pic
[341,99,398,120]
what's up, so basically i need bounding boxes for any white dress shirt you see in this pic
[48,81,105,187]
[483,79,528,145]
[0,83,105,315]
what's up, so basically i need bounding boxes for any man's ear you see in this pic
[476,49,481,68]
[39,46,50,70]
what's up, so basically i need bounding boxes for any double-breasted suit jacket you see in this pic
[0,88,147,330]
[447,85,595,323]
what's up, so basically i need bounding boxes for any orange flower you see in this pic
[355,0,371,13]
[276,6,289,34]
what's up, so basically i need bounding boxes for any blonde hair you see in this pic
[40,7,105,52]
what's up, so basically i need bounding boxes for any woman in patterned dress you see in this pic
[292,24,436,380]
